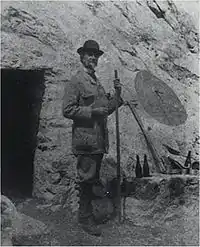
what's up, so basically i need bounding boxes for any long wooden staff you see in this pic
[114,70,122,223]
[126,101,166,173]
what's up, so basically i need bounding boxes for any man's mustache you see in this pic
[89,61,97,64]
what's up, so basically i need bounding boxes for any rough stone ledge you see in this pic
[1,195,56,246]
[122,174,199,246]
[12,213,52,246]
[122,174,199,200]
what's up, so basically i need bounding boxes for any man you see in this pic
[62,40,123,236]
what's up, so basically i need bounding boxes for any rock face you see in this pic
[12,213,51,246]
[1,195,19,246]
[1,195,50,246]
[1,1,199,204]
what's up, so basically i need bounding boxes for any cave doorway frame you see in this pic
[1,68,46,198]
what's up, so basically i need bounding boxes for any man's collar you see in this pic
[83,67,95,76]
[83,67,97,85]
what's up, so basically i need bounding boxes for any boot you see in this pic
[78,182,92,220]
[78,182,102,236]
[80,217,102,236]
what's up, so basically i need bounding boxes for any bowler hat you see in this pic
[77,40,104,56]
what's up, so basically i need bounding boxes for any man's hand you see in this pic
[114,78,122,95]
[92,107,109,117]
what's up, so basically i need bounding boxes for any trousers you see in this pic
[77,154,104,222]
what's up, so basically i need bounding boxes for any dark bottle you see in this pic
[135,155,143,178]
[143,154,150,177]
[121,177,127,196]
[184,151,192,174]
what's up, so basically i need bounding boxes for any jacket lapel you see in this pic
[81,67,98,85]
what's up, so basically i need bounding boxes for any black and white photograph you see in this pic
[1,0,199,246]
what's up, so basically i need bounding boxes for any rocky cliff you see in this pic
[1,1,199,201]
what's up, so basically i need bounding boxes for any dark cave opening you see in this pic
[1,69,45,198]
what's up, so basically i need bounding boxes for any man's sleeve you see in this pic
[107,93,124,115]
[62,78,92,120]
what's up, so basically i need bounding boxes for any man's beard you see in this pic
[88,61,97,70]
[84,59,98,71]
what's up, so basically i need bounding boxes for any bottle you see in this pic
[135,155,143,178]
[143,154,150,177]
[184,151,192,174]
[121,177,127,196]
[191,161,199,175]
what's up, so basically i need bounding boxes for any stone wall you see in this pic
[1,1,199,202]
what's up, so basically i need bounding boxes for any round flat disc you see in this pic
[135,70,187,126]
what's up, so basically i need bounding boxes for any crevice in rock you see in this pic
[1,6,39,23]
[147,2,165,19]
[118,56,128,67]
[146,0,175,30]
[159,62,199,83]
[113,2,139,30]
[1,6,64,51]
[121,48,137,57]
[147,0,199,55]
[136,0,143,6]
[1,25,56,52]
[173,64,199,80]
[85,1,104,16]
[114,3,133,25]
[111,39,149,71]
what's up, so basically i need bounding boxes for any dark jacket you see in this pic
[62,67,123,155]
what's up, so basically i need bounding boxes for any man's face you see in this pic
[81,51,100,70]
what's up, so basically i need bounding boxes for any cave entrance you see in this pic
[1,69,45,198]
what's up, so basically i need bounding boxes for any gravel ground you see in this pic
[13,197,196,246]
